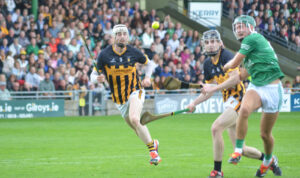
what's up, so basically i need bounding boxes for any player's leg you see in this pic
[227,124,263,160]
[255,82,283,177]
[127,90,161,165]
[128,95,152,144]
[208,107,237,178]
[230,89,262,164]
[255,112,282,177]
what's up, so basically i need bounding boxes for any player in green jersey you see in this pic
[224,15,283,177]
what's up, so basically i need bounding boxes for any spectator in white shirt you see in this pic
[25,66,40,91]
[9,38,22,57]
[142,27,154,49]
[167,33,180,52]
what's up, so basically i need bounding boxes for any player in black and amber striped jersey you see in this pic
[90,24,161,166]
[186,30,264,178]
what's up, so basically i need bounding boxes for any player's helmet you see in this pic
[232,15,256,40]
[201,30,222,56]
[112,24,129,48]
[112,24,129,37]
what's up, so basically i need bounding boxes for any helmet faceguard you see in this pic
[232,15,256,41]
[201,30,222,56]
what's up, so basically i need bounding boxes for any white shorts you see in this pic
[247,82,283,113]
[115,89,145,118]
[224,96,241,112]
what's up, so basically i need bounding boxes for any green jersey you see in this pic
[239,33,284,86]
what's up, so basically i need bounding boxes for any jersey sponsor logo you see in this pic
[241,44,250,50]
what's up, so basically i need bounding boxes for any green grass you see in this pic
[0,112,299,178]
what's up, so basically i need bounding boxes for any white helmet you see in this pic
[112,24,129,37]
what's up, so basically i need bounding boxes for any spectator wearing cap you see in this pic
[26,38,39,55]
[17,50,28,70]
[0,74,11,100]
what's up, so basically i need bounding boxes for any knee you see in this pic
[211,124,223,137]
[239,106,251,118]
[129,115,140,128]
[260,131,271,141]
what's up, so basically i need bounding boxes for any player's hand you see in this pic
[201,84,216,95]
[142,76,151,87]
[97,74,105,83]
[186,103,195,113]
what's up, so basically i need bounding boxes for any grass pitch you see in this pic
[0,112,299,178]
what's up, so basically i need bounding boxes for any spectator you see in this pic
[6,74,17,91]
[175,22,184,38]
[159,65,172,78]
[153,36,164,58]
[24,66,40,91]
[11,60,24,80]
[167,33,179,52]
[26,38,39,55]
[0,38,9,54]
[0,74,11,100]
[68,38,80,54]
[293,75,300,93]
[284,80,292,93]
[18,30,30,47]
[17,50,28,72]
[39,72,55,96]
[2,51,14,75]
[53,71,62,90]
[5,28,16,46]
[9,38,22,57]
[142,27,154,49]
[180,47,190,64]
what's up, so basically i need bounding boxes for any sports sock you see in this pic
[147,140,155,152]
[263,154,273,166]
[214,161,222,172]
[259,153,265,161]
[234,139,244,154]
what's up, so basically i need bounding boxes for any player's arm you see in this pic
[223,52,245,71]
[144,59,155,78]
[213,69,241,91]
[186,84,216,112]
[90,52,105,83]
[90,68,99,83]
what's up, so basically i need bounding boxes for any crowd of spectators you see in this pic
[0,0,207,97]
[0,0,299,101]
[223,0,300,47]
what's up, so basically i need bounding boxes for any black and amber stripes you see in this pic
[104,64,142,104]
